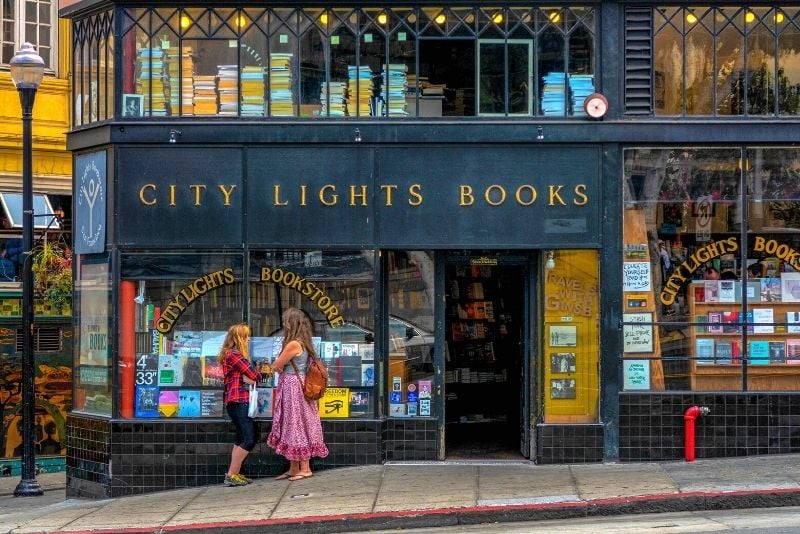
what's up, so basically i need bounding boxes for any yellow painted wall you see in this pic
[542,250,600,423]
[0,19,72,192]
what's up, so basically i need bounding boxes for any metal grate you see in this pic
[624,7,653,116]
[15,327,63,353]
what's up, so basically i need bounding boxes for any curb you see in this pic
[54,487,800,534]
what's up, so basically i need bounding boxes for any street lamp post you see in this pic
[10,42,45,497]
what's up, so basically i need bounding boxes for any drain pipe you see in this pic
[684,405,710,462]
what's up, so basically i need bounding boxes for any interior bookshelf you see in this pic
[688,281,800,390]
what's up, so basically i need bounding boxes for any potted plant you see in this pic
[31,242,72,314]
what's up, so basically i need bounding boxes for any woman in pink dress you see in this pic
[267,308,329,480]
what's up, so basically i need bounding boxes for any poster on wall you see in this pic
[623,360,651,390]
[622,262,652,292]
[318,387,350,418]
[74,150,107,254]
[622,313,654,353]
[550,379,576,399]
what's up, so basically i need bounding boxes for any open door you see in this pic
[444,253,528,459]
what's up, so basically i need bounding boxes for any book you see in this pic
[731,340,741,364]
[349,391,372,416]
[134,385,160,418]
[752,308,774,334]
[252,387,273,417]
[419,398,431,416]
[787,311,800,333]
[715,341,733,364]
[158,390,179,417]
[340,343,359,357]
[358,344,374,361]
[718,280,736,303]
[417,379,432,398]
[361,362,375,386]
[707,312,723,333]
[769,341,786,363]
[693,284,705,303]
[738,311,754,333]
[748,340,770,364]
[202,356,224,387]
[158,355,185,386]
[722,311,739,333]
[200,390,224,417]
[760,278,781,302]
[696,338,715,364]
[338,355,362,386]
[786,339,800,364]
[178,389,201,417]
[704,280,719,302]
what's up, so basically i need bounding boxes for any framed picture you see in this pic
[550,352,576,373]
[123,93,144,117]
[549,325,577,347]
[550,378,576,399]
[781,272,800,302]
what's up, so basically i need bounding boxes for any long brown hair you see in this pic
[282,308,318,359]
[218,323,250,363]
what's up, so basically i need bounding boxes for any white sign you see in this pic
[623,360,651,390]
[623,262,651,291]
[623,313,654,353]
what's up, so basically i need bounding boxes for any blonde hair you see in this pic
[218,323,250,363]
[282,308,318,359]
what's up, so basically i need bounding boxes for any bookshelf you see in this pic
[688,281,800,390]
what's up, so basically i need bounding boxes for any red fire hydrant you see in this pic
[684,405,710,462]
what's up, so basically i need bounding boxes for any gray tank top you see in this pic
[283,348,308,374]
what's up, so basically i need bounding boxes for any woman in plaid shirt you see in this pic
[219,323,267,487]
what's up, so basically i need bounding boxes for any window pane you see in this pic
[388,252,434,418]
[623,148,746,392]
[716,14,746,115]
[479,41,504,114]
[778,9,800,116]
[250,250,376,419]
[75,257,113,416]
[120,253,244,419]
[654,8,683,115]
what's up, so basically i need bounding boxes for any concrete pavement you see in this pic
[0,455,799,533]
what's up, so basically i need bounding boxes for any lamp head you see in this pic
[10,43,44,90]
[545,251,556,270]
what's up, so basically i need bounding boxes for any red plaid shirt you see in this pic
[222,349,261,404]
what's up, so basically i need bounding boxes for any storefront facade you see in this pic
[62,0,800,498]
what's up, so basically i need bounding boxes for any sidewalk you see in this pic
[1,455,800,534]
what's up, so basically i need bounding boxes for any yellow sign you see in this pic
[318,387,349,418]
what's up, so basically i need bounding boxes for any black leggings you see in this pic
[226,402,256,452]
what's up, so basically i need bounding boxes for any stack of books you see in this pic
[269,53,294,116]
[320,81,348,117]
[193,75,218,115]
[541,72,567,116]
[136,47,167,116]
[166,47,181,115]
[348,65,373,117]
[180,47,195,115]
[569,74,595,117]
[240,66,265,116]
[217,65,238,116]
[383,63,408,117]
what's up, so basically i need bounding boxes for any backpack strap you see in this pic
[289,358,306,390]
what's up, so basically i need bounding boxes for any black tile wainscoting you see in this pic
[67,415,385,498]
[536,424,604,464]
[620,393,800,461]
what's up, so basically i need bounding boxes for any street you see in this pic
[357,506,800,534]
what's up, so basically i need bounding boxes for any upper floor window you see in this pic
[1,0,56,71]
[109,5,595,119]
[653,6,800,116]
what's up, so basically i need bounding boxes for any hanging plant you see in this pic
[31,242,72,312]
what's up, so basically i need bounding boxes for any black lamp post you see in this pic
[10,42,45,497]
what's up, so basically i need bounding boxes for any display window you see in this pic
[249,250,376,419]
[119,253,244,419]
[75,254,113,416]
[623,147,800,392]
[654,6,800,117]
[107,5,595,120]
[388,251,435,418]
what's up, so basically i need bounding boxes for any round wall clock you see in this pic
[583,93,609,119]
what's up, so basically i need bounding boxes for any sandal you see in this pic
[288,473,313,481]
[274,471,294,480]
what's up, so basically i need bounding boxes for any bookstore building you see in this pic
[62,0,800,497]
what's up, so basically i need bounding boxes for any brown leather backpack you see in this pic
[290,353,328,401]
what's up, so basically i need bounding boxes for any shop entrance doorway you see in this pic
[444,256,527,459]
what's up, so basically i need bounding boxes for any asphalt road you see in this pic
[357,505,800,533]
